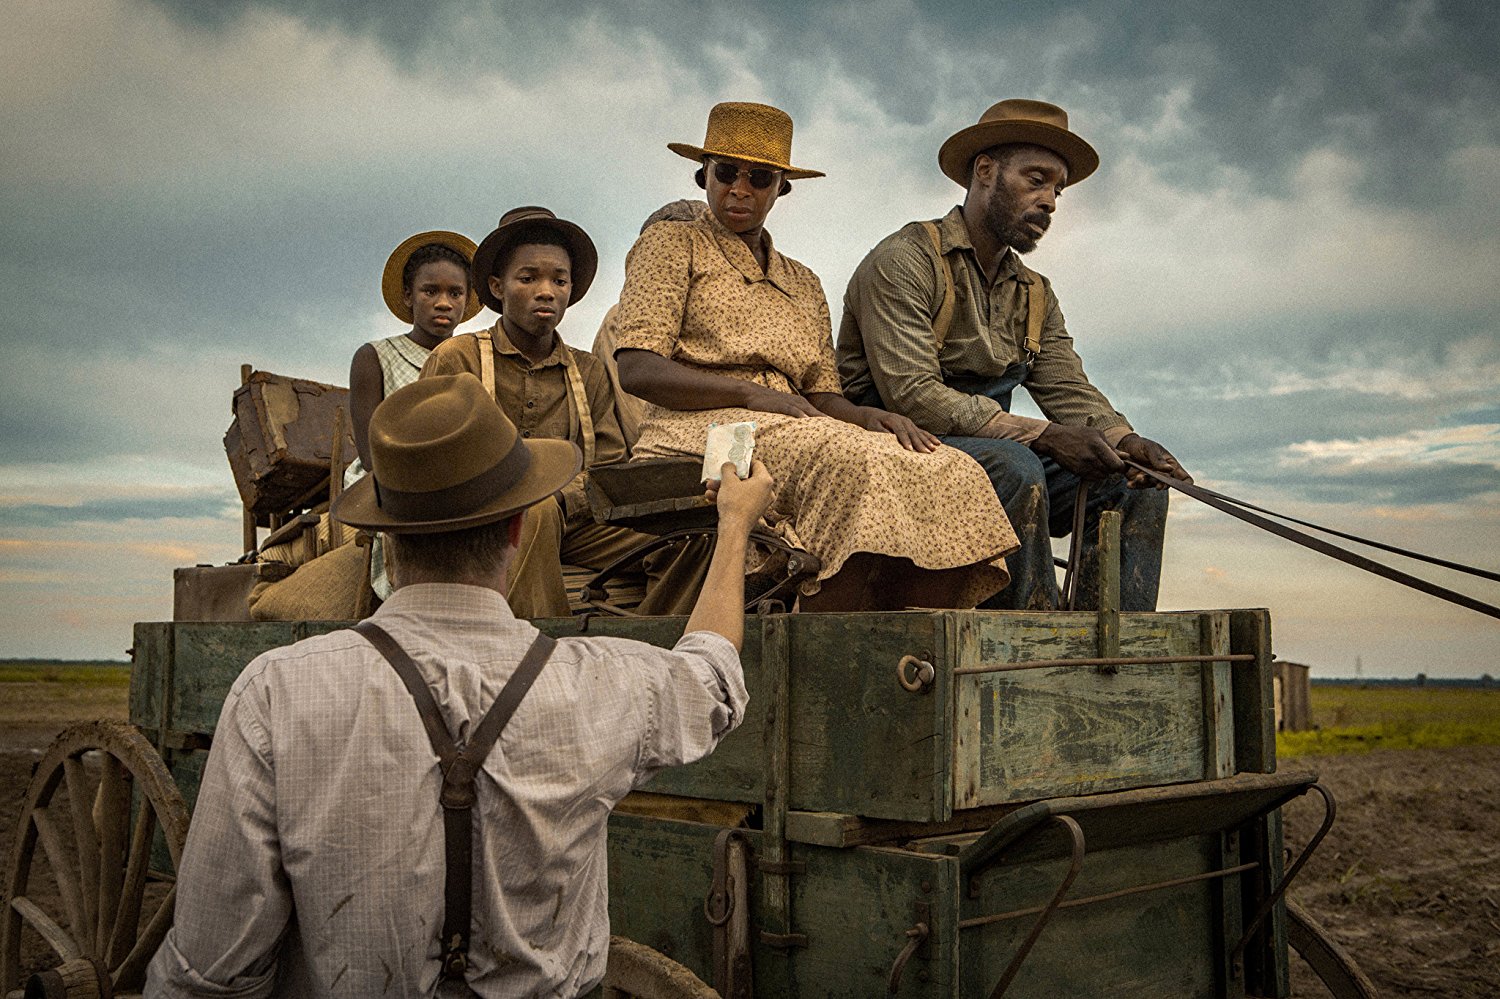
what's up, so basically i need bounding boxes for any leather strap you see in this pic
[1123,462,1500,620]
[1016,262,1045,359]
[353,621,558,979]
[920,221,956,350]
[560,348,597,468]
[476,328,497,398]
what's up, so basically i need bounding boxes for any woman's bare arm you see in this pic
[616,348,822,418]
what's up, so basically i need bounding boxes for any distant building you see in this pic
[1273,660,1313,732]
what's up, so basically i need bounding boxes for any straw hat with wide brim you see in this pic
[938,99,1099,188]
[381,230,484,324]
[668,102,825,180]
[471,207,598,314]
[333,373,580,534]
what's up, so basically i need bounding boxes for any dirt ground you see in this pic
[1,694,1496,995]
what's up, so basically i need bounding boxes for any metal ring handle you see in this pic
[897,655,935,693]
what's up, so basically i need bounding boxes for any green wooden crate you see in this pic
[130,608,1273,824]
[605,770,1303,998]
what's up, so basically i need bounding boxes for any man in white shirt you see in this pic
[147,372,773,997]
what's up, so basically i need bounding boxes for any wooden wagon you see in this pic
[2,590,1376,997]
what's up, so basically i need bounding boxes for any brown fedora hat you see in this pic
[381,230,484,324]
[938,99,1099,188]
[471,207,598,314]
[668,102,825,180]
[332,373,580,534]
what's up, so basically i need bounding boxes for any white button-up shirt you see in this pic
[146,583,746,998]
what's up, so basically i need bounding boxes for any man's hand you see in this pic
[860,408,941,453]
[704,460,775,529]
[742,384,824,419]
[1031,423,1126,480]
[1116,434,1191,489]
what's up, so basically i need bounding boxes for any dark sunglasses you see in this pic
[710,159,782,190]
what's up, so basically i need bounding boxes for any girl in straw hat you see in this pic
[615,102,1019,611]
[346,231,483,598]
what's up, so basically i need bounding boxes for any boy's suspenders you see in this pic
[475,328,596,468]
[919,220,1045,361]
[354,621,557,981]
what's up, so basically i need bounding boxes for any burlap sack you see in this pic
[248,538,373,621]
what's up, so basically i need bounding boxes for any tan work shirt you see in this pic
[837,206,1133,442]
[146,584,746,998]
[421,324,627,522]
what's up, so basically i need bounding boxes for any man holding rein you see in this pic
[838,99,1190,611]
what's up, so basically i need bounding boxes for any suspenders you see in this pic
[354,621,557,981]
[919,219,1046,361]
[475,327,596,468]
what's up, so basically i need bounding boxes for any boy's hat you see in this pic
[381,230,483,324]
[668,102,824,179]
[332,373,580,534]
[938,99,1099,188]
[472,207,598,313]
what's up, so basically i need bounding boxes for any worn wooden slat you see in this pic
[1228,610,1276,773]
[760,613,795,970]
[1200,612,1236,779]
[958,836,1229,997]
[785,803,1022,850]
[786,612,946,822]
[31,805,86,940]
[106,797,156,967]
[958,613,1212,805]
[128,623,173,743]
[169,623,297,737]
[10,896,82,962]
[112,884,175,992]
[1096,510,1121,659]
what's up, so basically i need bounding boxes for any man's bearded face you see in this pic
[982,171,1050,254]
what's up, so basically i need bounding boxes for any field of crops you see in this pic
[1278,683,1500,757]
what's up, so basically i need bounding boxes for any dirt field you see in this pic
[1,684,1496,995]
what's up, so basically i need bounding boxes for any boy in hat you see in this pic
[837,99,1190,611]
[149,373,775,997]
[347,230,483,598]
[422,207,705,618]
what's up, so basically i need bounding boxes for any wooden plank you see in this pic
[958,613,1211,805]
[128,623,172,739]
[1228,610,1276,773]
[788,842,957,997]
[958,835,1227,998]
[786,802,1023,850]
[1200,612,1236,779]
[786,612,947,822]
[1096,510,1121,658]
[169,622,298,737]
[761,613,795,970]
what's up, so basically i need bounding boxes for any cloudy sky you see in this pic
[1,0,1496,676]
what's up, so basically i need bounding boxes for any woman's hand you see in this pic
[861,408,942,453]
[742,383,824,419]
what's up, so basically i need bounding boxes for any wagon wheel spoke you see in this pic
[8,897,81,963]
[2,721,189,995]
[93,753,131,955]
[28,806,86,938]
[112,884,175,991]
[106,798,157,968]
[62,759,100,941]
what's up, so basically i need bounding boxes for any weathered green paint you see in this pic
[1228,610,1277,774]
[1200,612,1236,780]
[1096,510,1121,658]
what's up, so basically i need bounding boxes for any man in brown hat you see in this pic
[148,373,774,997]
[837,99,1190,611]
[423,206,707,618]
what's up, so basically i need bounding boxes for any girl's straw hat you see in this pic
[381,230,483,324]
[668,102,825,180]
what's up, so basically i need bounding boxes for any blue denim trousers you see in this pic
[939,366,1168,611]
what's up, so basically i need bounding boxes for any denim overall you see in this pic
[938,361,1168,611]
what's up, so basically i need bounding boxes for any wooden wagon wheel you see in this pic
[2,721,189,999]
[601,936,718,999]
[1286,898,1380,999]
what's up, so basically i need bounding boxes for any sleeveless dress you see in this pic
[614,212,1018,606]
[345,335,435,598]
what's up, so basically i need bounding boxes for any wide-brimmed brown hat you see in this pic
[471,207,598,314]
[668,102,825,180]
[938,99,1099,188]
[333,373,580,534]
[381,230,483,324]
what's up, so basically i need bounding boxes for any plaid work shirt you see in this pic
[837,206,1132,441]
[146,584,745,998]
